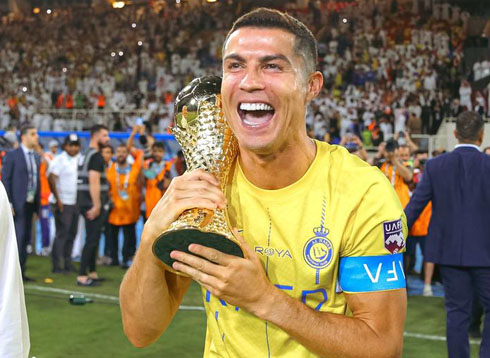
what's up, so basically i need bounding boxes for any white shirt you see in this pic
[48,151,79,205]
[455,144,480,151]
[0,182,30,358]
[20,144,37,197]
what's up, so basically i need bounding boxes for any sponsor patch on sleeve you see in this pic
[339,253,406,293]
[383,219,405,254]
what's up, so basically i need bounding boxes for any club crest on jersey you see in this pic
[383,219,405,254]
[303,226,334,270]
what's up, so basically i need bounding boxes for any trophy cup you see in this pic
[152,76,244,275]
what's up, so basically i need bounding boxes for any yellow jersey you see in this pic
[202,141,407,358]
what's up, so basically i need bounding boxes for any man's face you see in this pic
[221,27,320,155]
[96,129,110,148]
[50,145,58,154]
[22,128,39,149]
[152,147,165,163]
[101,147,113,164]
[399,147,411,162]
[116,146,128,164]
[65,144,80,157]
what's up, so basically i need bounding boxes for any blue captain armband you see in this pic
[339,253,406,293]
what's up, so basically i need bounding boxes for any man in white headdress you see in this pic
[0,181,30,358]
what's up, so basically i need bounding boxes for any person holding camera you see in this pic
[380,139,413,208]
[106,144,143,269]
[143,141,174,220]
[339,133,367,161]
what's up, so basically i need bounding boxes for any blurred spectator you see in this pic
[48,134,81,273]
[379,138,413,208]
[76,125,110,286]
[143,141,173,220]
[1,124,40,282]
[339,133,367,161]
[0,181,30,358]
[106,144,143,269]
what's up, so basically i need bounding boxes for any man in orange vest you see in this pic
[143,141,173,220]
[106,144,143,268]
[380,139,413,208]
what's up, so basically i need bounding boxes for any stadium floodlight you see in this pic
[46,9,52,14]
[138,41,143,46]
[33,7,40,14]
[132,23,136,28]
[206,0,218,2]
[112,1,125,9]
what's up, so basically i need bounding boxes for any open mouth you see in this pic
[237,102,275,128]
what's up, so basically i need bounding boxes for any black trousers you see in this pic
[52,204,79,271]
[440,265,490,358]
[79,206,106,276]
[107,223,136,265]
[13,202,36,275]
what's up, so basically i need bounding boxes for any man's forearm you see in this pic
[256,288,404,358]
[395,161,413,182]
[120,230,191,347]
[48,174,60,203]
[89,175,101,208]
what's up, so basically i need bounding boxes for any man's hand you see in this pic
[86,205,100,220]
[169,229,275,317]
[56,201,64,213]
[120,169,225,347]
[142,169,226,243]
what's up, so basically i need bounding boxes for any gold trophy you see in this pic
[152,76,244,275]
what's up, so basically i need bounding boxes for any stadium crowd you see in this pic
[0,0,489,289]
[0,0,487,144]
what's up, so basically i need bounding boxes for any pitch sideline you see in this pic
[25,284,481,345]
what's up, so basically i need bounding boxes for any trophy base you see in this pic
[153,229,244,275]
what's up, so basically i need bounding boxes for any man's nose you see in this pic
[239,68,265,92]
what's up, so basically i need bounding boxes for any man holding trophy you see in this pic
[121,8,407,358]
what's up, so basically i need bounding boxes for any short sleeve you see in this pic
[49,155,62,176]
[339,174,407,293]
[87,153,105,173]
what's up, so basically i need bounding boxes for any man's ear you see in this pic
[306,71,324,102]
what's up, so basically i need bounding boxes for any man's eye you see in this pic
[228,63,242,69]
[264,63,281,70]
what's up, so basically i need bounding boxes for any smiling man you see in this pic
[120,8,407,358]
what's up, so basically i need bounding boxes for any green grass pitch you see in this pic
[23,256,480,358]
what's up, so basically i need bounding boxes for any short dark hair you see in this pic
[223,8,317,74]
[20,124,36,138]
[90,124,108,138]
[455,111,484,142]
[101,144,114,153]
[152,141,165,150]
[117,142,128,150]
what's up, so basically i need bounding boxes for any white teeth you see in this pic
[239,102,273,111]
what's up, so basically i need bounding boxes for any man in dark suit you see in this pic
[1,124,41,282]
[405,111,490,358]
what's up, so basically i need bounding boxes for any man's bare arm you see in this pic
[119,229,192,347]
[258,287,406,358]
[119,169,227,347]
[171,239,406,358]
[86,170,101,220]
